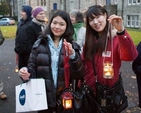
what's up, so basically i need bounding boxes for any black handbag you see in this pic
[57,80,98,113]
[92,58,128,113]
[57,46,98,113]
[96,74,128,113]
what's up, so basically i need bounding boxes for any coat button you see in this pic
[124,36,127,38]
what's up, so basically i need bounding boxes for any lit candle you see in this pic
[62,92,73,109]
[103,62,114,79]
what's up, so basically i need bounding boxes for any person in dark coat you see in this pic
[14,5,32,69]
[19,10,84,113]
[132,41,141,108]
[24,6,46,56]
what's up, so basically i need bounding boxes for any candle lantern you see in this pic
[15,66,19,73]
[103,62,114,79]
[62,92,73,109]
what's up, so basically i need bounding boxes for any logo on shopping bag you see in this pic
[19,89,26,106]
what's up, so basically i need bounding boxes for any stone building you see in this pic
[13,0,141,29]
[16,0,115,21]
[117,0,141,29]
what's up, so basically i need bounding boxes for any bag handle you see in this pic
[92,23,113,82]
[63,42,78,91]
[64,43,70,88]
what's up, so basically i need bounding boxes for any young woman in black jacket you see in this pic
[19,10,84,113]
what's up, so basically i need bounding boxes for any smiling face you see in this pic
[51,16,67,38]
[89,13,107,33]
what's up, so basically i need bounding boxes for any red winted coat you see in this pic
[82,30,138,92]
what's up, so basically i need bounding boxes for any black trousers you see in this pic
[18,54,30,69]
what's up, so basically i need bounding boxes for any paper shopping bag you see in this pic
[15,79,48,112]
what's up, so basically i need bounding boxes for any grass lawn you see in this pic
[0,25,17,38]
[126,28,141,45]
[0,26,140,45]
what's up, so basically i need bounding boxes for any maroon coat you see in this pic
[82,30,138,91]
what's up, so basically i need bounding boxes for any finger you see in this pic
[108,15,122,23]
[63,39,67,43]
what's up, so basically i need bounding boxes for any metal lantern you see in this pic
[62,92,73,109]
[103,62,114,79]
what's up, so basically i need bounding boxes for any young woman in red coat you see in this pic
[82,5,138,113]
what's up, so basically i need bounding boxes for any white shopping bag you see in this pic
[15,79,48,112]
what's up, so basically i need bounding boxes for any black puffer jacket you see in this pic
[27,37,84,108]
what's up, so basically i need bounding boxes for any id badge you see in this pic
[102,51,111,57]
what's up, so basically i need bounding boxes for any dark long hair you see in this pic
[84,5,109,61]
[42,10,74,43]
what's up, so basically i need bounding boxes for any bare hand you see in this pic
[19,67,30,80]
[63,39,74,56]
[108,14,124,32]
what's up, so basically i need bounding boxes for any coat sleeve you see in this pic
[117,30,138,61]
[132,42,141,75]
[69,42,84,80]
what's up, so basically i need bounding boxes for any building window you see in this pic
[127,15,139,28]
[114,0,117,4]
[132,0,136,5]
[41,0,46,6]
[106,0,111,5]
[137,0,141,4]
[128,0,132,5]
[128,0,140,5]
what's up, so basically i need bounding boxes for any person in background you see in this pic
[0,29,7,100]
[22,6,46,67]
[82,5,138,112]
[132,41,141,109]
[70,10,86,52]
[14,5,32,70]
[25,6,46,44]
[19,10,84,113]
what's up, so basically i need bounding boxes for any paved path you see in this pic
[0,39,140,113]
